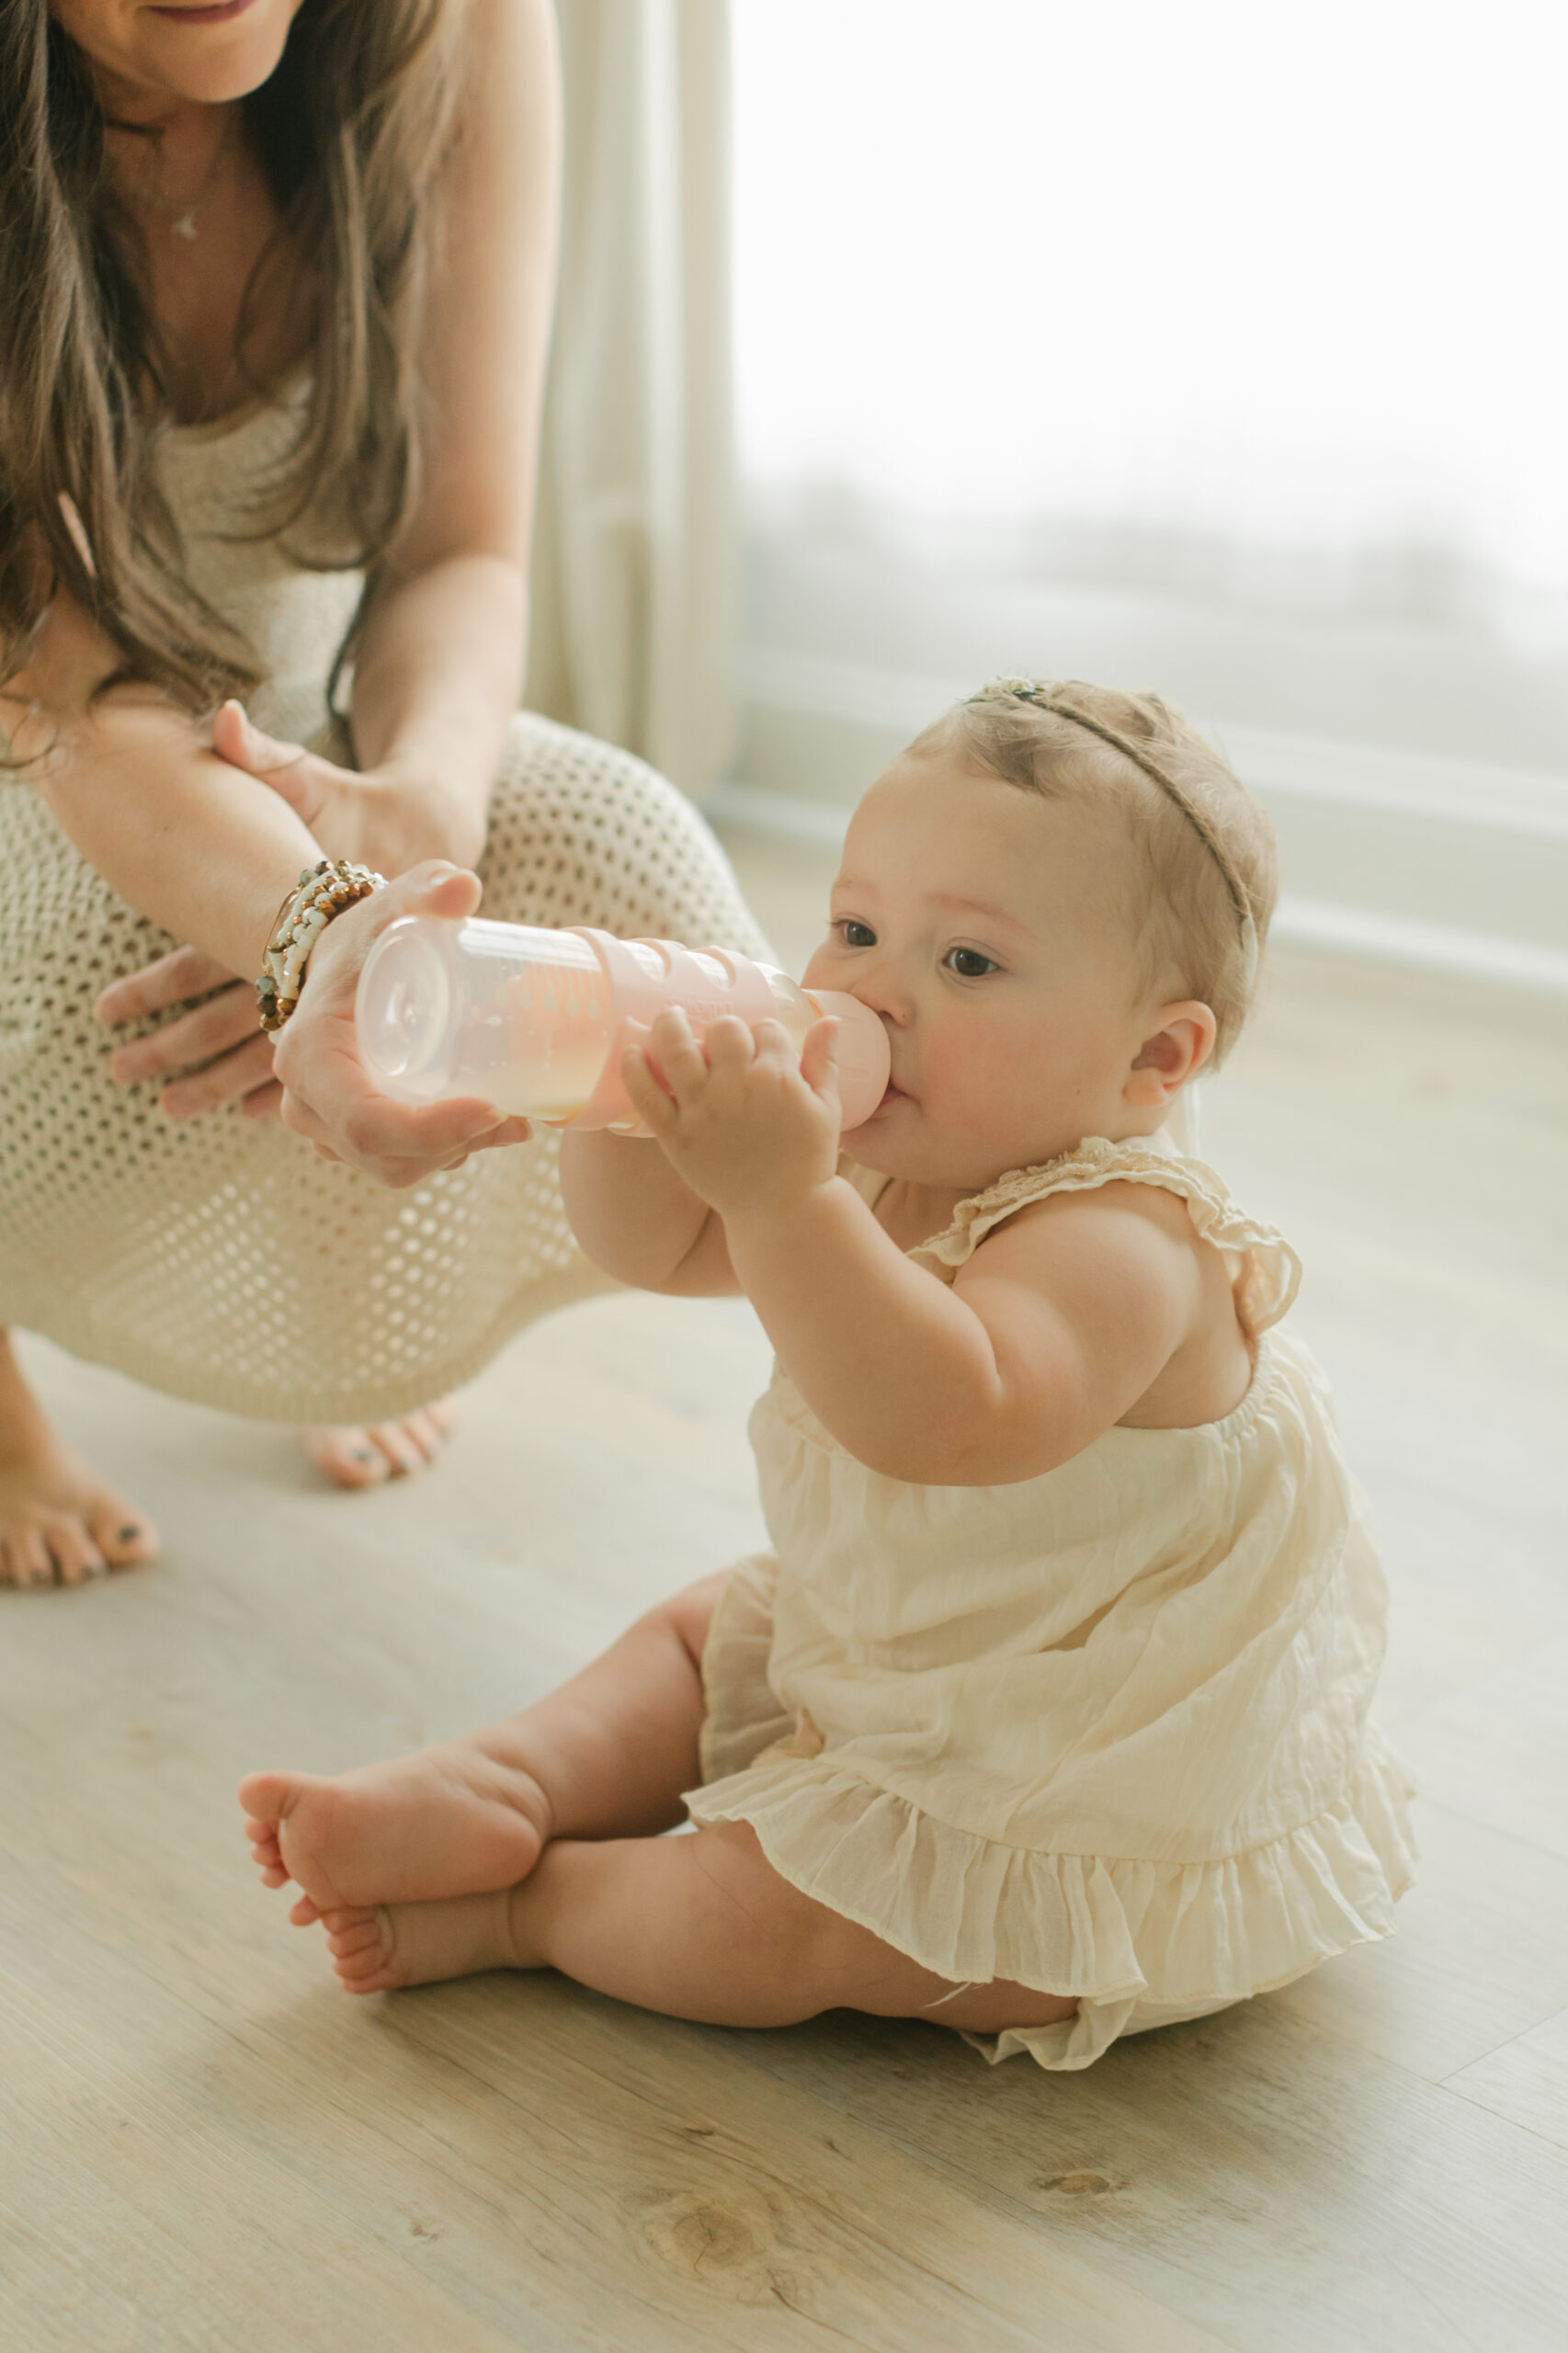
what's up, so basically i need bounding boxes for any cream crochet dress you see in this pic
[689,1138,1417,2071]
[0,384,768,1420]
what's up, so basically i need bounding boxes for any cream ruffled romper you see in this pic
[0,381,767,1421]
[690,1138,1417,2071]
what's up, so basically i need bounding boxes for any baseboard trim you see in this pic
[739,650,1568,839]
[706,780,1568,998]
[709,780,851,847]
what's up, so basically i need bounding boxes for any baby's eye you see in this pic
[833,918,877,949]
[944,947,999,978]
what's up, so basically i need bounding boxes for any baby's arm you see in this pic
[737,1181,1198,1482]
[557,1127,740,1296]
[624,1009,1200,1482]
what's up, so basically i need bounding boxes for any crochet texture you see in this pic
[0,387,768,1419]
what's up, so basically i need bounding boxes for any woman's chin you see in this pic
[125,7,296,107]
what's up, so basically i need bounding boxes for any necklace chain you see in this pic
[131,110,236,242]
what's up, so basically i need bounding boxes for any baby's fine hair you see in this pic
[910,678,1278,1066]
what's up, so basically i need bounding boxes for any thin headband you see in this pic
[970,680,1259,984]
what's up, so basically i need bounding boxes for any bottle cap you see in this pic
[804,990,891,1129]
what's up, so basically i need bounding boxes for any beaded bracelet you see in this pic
[256,858,386,1033]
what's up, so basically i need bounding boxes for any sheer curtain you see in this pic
[525,0,734,797]
[734,0,1568,639]
[726,0,1568,980]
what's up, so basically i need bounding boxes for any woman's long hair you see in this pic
[0,0,470,721]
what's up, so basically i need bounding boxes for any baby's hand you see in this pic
[621,1007,841,1222]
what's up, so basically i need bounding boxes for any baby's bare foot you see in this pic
[0,1346,157,1589]
[238,1737,551,1918]
[301,1400,457,1490]
[321,1889,537,1995]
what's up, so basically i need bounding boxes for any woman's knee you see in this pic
[477,712,768,957]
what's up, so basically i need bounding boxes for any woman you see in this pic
[0,0,767,1586]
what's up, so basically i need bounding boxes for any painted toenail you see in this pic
[119,1524,140,1542]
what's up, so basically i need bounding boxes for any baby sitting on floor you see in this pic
[240,676,1415,2071]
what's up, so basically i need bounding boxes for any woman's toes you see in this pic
[301,1427,392,1489]
[38,1513,106,1587]
[301,1405,457,1488]
[401,1407,452,1466]
[1,1528,52,1588]
[0,1442,154,1593]
[86,1503,159,1569]
[365,1421,424,1478]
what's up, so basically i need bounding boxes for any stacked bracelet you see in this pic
[256,858,385,1033]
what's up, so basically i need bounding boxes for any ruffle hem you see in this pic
[687,1729,1418,2072]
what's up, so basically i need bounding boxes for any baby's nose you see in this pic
[861,992,911,1034]
[851,963,915,1025]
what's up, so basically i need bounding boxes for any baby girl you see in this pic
[240,677,1415,2070]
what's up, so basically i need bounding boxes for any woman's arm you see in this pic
[92,0,562,1104]
[9,592,323,982]
[7,593,531,1184]
[15,0,562,948]
[345,0,562,864]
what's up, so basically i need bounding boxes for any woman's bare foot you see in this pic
[320,1889,537,1995]
[238,1735,552,1918]
[301,1399,458,1489]
[0,1336,158,1589]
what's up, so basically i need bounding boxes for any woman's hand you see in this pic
[274,862,533,1187]
[209,700,488,876]
[94,700,488,1120]
[96,949,284,1122]
[621,1007,843,1225]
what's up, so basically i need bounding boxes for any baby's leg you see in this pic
[239,1573,725,1917]
[321,1819,1079,2039]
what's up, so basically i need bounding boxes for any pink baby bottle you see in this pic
[355,916,892,1133]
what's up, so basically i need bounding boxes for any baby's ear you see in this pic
[1127,1001,1216,1106]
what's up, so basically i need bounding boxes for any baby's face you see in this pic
[802,755,1179,1190]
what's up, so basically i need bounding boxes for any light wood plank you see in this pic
[1392,1639,1568,1863]
[1267,1799,1568,2082]
[4,835,1566,2353]
[705,1996,1568,2353]
[0,1792,1226,2353]
[1444,2006,1568,2153]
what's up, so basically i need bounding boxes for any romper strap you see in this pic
[909,1135,1302,1335]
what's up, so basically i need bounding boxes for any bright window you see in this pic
[733,0,1568,597]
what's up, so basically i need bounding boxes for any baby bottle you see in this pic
[355,916,892,1133]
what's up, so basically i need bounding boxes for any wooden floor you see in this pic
[4,826,1566,2352]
